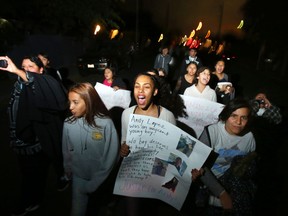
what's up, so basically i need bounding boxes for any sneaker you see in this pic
[57,176,70,191]
[11,204,40,216]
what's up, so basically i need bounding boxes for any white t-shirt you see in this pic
[184,84,217,102]
[207,121,256,178]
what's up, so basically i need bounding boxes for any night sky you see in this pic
[123,0,245,38]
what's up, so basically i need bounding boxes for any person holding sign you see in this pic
[102,66,127,91]
[209,59,235,105]
[62,83,119,216]
[120,73,176,156]
[191,98,257,215]
[119,72,176,215]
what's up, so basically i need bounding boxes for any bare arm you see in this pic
[0,56,28,81]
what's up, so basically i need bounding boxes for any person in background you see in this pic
[192,98,257,216]
[209,59,235,104]
[0,55,69,216]
[250,92,282,125]
[38,52,63,83]
[249,91,283,213]
[173,61,198,95]
[62,82,119,216]
[153,45,172,76]
[102,66,127,91]
[120,72,176,215]
[184,66,217,102]
[180,47,203,75]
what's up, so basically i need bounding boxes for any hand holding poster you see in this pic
[94,82,131,110]
[113,114,212,210]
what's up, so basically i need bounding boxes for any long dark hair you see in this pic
[67,82,110,127]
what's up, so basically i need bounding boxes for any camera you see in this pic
[256,99,265,105]
[0,59,8,68]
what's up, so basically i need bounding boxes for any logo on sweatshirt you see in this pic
[92,132,103,140]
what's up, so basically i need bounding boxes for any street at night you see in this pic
[0,44,288,215]
[1,0,288,215]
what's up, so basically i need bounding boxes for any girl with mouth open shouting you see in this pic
[120,73,176,157]
[119,72,176,216]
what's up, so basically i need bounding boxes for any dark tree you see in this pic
[0,0,125,37]
[241,0,288,76]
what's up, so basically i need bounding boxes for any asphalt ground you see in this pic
[0,45,288,215]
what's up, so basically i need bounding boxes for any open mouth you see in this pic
[138,95,146,105]
[202,78,209,83]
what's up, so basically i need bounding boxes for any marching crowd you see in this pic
[0,44,284,216]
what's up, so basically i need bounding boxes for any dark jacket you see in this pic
[8,72,68,157]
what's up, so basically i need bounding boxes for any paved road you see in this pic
[0,46,288,215]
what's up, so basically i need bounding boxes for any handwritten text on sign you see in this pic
[114,114,212,210]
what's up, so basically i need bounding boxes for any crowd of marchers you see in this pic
[0,44,284,216]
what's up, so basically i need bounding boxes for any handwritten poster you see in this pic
[94,82,131,110]
[113,114,212,210]
[178,95,225,138]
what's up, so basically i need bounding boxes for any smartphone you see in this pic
[0,59,8,68]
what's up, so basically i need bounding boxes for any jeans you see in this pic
[71,175,89,216]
